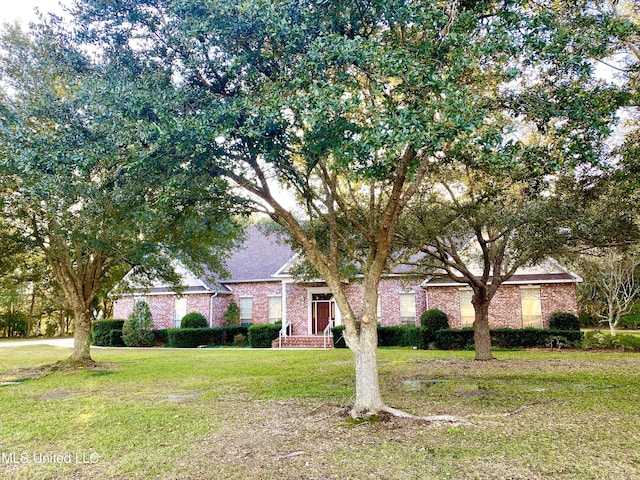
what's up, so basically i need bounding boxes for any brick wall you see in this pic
[541,283,578,328]
[426,282,579,329]
[114,293,214,329]
[113,279,579,333]
[286,283,309,335]
[426,286,461,328]
[112,297,134,321]
[213,281,284,327]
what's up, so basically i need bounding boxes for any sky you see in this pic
[1,0,69,25]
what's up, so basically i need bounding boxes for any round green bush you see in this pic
[181,312,208,329]
[420,308,450,331]
[548,312,580,331]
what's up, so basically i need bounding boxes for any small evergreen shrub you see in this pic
[420,309,450,330]
[167,328,214,348]
[548,312,580,331]
[92,319,126,346]
[420,309,450,345]
[122,301,155,347]
[180,312,208,329]
[233,333,248,347]
[220,325,249,344]
[248,323,281,348]
[223,301,240,326]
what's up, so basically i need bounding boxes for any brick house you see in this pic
[113,224,581,346]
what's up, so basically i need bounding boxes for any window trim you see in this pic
[268,295,282,324]
[399,292,416,327]
[459,288,475,328]
[521,285,542,328]
[239,296,253,326]
[174,296,187,328]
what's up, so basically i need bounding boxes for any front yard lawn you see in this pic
[0,346,639,479]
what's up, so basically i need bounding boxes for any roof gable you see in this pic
[221,223,295,282]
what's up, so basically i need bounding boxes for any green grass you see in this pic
[1,346,640,479]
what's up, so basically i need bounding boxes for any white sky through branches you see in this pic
[1,0,68,25]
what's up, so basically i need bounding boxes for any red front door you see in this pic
[314,301,334,334]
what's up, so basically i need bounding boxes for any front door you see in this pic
[312,293,334,334]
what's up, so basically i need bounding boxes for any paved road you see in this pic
[0,338,74,348]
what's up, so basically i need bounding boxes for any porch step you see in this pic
[271,335,334,349]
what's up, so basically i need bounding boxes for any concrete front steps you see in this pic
[271,335,334,349]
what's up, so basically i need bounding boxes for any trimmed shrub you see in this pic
[436,328,584,350]
[181,312,208,329]
[108,329,125,347]
[210,327,224,346]
[331,325,430,349]
[233,333,247,347]
[248,323,281,348]
[220,325,249,344]
[420,309,450,345]
[420,309,450,330]
[153,329,169,346]
[377,326,408,346]
[92,319,125,346]
[548,312,580,331]
[435,328,475,350]
[167,328,214,348]
[123,301,155,347]
[332,326,347,348]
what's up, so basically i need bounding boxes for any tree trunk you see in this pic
[349,319,385,416]
[57,312,66,337]
[609,311,617,337]
[68,307,94,366]
[336,279,386,416]
[473,298,492,361]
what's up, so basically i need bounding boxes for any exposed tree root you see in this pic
[348,405,472,426]
[380,406,473,425]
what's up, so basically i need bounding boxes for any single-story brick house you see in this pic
[113,224,581,345]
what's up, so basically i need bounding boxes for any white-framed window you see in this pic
[521,286,542,328]
[459,289,475,328]
[377,293,382,324]
[399,292,416,326]
[174,297,187,328]
[268,295,282,324]
[239,297,253,326]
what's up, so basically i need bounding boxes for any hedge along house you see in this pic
[112,225,582,347]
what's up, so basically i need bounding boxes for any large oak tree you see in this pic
[0,22,242,365]
[74,0,622,413]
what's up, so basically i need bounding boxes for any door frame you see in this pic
[306,287,341,335]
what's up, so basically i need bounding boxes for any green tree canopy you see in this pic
[74,0,625,413]
[0,21,243,364]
